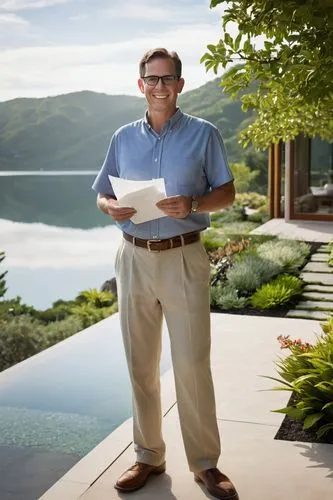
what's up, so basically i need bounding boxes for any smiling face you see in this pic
[138,57,185,117]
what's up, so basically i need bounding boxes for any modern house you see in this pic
[268,136,333,222]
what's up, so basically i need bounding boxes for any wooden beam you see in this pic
[273,142,282,218]
[268,144,275,218]
[289,140,295,219]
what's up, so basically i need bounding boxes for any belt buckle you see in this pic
[147,239,161,252]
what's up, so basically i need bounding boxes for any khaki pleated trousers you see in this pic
[115,238,221,473]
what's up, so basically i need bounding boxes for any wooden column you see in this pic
[288,140,295,219]
[268,144,275,218]
[273,142,282,218]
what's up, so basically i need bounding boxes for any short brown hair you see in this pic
[139,48,182,78]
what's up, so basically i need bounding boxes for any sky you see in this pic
[0,0,233,102]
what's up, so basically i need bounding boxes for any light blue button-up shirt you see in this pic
[92,108,233,239]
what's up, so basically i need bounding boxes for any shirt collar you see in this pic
[143,107,183,133]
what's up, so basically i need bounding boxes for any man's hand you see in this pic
[156,195,191,219]
[107,200,136,221]
[97,194,136,221]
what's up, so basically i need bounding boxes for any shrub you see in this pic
[226,254,281,294]
[234,192,268,209]
[247,205,270,224]
[251,275,303,309]
[230,162,259,193]
[211,284,248,309]
[34,301,75,323]
[208,238,252,264]
[267,317,333,440]
[257,239,311,274]
[202,231,275,252]
[0,315,46,372]
[211,206,247,226]
[75,288,116,308]
[202,229,230,251]
[210,256,234,287]
[219,221,260,234]
[71,302,118,328]
[43,316,84,348]
[0,296,36,319]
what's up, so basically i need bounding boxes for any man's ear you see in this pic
[138,78,144,94]
[177,77,185,94]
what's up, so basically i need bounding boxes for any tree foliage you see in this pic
[230,161,259,192]
[201,0,333,148]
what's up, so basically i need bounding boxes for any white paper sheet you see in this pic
[108,175,167,224]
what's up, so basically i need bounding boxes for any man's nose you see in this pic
[155,78,165,88]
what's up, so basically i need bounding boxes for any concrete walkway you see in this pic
[40,314,333,500]
[251,218,333,243]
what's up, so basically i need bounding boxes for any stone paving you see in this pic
[288,245,333,320]
[303,261,333,273]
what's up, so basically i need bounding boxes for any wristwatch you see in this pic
[190,196,199,213]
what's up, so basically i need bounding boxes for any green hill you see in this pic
[0,78,253,172]
[0,91,146,171]
[0,78,261,228]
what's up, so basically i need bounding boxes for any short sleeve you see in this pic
[91,134,118,196]
[204,126,233,189]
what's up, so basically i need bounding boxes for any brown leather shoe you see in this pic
[114,462,166,492]
[194,468,239,500]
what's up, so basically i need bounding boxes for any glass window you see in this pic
[294,136,333,215]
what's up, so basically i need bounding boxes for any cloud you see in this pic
[68,13,88,21]
[0,0,71,10]
[103,0,222,24]
[0,12,28,24]
[0,11,31,39]
[0,23,226,100]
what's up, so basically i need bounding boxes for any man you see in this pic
[92,48,238,500]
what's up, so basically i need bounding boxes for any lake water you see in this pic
[1,218,122,308]
[1,172,122,309]
[0,172,173,498]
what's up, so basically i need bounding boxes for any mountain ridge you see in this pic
[0,78,263,228]
[0,78,253,172]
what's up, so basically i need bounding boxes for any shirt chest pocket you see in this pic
[118,145,154,180]
[169,154,207,194]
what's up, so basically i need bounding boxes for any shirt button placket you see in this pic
[152,135,161,239]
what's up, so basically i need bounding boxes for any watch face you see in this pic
[191,198,199,212]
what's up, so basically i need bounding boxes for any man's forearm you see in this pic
[96,193,117,215]
[196,182,235,213]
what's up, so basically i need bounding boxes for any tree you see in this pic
[201,0,333,148]
[230,161,259,192]
[0,252,8,299]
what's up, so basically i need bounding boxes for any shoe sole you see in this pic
[114,464,166,493]
[194,475,239,500]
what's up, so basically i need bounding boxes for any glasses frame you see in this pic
[141,75,180,86]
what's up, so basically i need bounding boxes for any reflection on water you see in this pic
[0,173,107,228]
[1,219,122,308]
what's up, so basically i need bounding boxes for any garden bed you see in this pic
[205,228,321,316]
[207,240,323,318]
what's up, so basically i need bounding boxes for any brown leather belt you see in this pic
[123,231,201,252]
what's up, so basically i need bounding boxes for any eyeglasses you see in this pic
[141,75,180,86]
